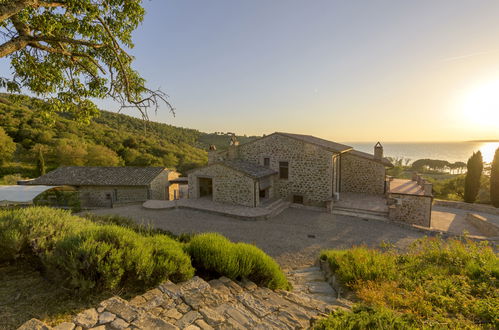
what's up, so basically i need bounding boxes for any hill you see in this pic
[0,94,258,179]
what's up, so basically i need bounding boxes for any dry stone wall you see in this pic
[388,193,432,227]
[188,164,256,207]
[19,276,341,330]
[340,154,386,195]
[238,134,335,207]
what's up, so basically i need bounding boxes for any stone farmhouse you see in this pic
[27,166,179,207]
[188,132,393,208]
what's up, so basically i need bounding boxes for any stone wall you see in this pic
[79,186,149,208]
[237,134,335,207]
[465,213,499,237]
[340,153,386,195]
[188,164,257,207]
[388,193,432,227]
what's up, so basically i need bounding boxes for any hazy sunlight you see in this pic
[461,79,499,128]
[479,142,499,163]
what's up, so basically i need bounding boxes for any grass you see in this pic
[317,237,499,329]
[0,260,116,329]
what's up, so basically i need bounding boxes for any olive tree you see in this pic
[0,0,172,122]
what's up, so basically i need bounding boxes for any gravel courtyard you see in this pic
[88,206,425,269]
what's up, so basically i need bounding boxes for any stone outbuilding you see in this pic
[27,166,179,207]
[188,132,393,208]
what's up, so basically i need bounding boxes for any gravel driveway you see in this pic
[87,206,425,269]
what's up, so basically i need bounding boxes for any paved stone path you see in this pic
[431,206,499,236]
[287,267,337,305]
[19,276,346,330]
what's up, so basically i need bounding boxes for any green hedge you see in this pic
[187,233,291,290]
[0,207,194,292]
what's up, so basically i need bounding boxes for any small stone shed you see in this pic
[27,166,179,207]
[188,160,277,207]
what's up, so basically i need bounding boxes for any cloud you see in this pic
[441,49,499,62]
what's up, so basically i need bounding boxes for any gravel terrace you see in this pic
[87,206,425,270]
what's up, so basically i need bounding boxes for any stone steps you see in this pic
[21,275,346,330]
[265,199,291,219]
[286,267,353,311]
[332,206,389,221]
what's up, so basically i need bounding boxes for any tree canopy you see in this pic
[490,148,499,208]
[464,151,483,203]
[0,126,16,165]
[0,0,171,122]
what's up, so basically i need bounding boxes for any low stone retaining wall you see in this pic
[434,200,499,216]
[465,213,499,237]
[18,276,339,330]
[388,193,432,228]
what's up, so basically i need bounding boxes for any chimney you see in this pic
[374,142,383,160]
[423,182,433,196]
[207,144,218,165]
[227,133,239,160]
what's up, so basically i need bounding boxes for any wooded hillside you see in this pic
[0,94,257,179]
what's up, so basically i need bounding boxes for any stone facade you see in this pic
[79,186,149,208]
[188,164,258,207]
[340,153,386,195]
[189,133,391,209]
[388,193,432,227]
[237,134,336,207]
[77,170,178,207]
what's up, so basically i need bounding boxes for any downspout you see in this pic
[254,180,257,207]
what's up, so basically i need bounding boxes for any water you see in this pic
[345,141,499,164]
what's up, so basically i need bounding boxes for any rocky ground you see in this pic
[19,274,352,330]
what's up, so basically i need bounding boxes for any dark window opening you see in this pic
[105,193,112,200]
[263,157,270,167]
[293,195,304,204]
[199,177,213,197]
[279,161,289,179]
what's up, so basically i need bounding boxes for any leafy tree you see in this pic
[0,0,172,122]
[36,147,45,176]
[490,148,499,208]
[0,126,16,165]
[86,144,121,166]
[464,151,483,203]
[54,138,87,166]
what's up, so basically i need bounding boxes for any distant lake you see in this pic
[345,142,499,164]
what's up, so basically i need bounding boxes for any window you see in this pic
[293,195,304,204]
[263,157,270,167]
[279,161,289,179]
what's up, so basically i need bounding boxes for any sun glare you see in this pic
[461,79,499,128]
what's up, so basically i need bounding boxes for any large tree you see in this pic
[0,0,172,122]
[490,148,499,208]
[464,151,483,203]
[0,126,16,165]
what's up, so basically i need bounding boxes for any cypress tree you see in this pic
[464,151,483,203]
[37,148,46,177]
[490,148,499,208]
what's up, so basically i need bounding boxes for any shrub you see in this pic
[0,207,85,262]
[82,213,193,242]
[187,233,290,290]
[48,226,194,291]
[314,306,417,330]
[0,207,194,292]
[320,247,398,285]
[318,237,499,328]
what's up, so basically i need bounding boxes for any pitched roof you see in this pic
[27,166,168,186]
[221,160,277,179]
[275,132,352,153]
[348,150,393,167]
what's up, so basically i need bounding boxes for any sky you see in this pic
[2,0,499,142]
